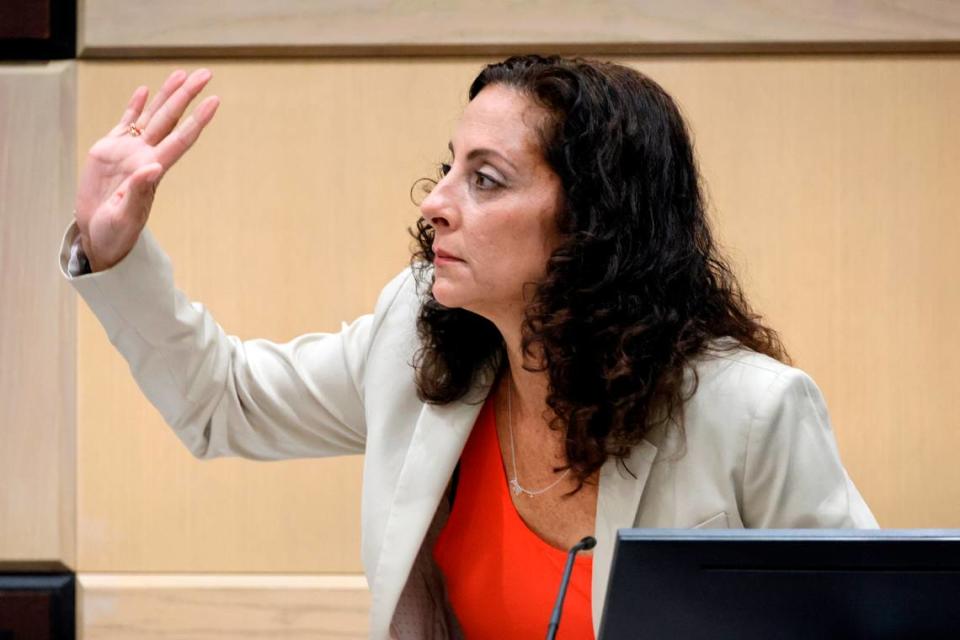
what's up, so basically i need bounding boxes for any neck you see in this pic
[489,307,551,426]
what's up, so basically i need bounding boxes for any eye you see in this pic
[473,171,501,190]
[438,162,452,178]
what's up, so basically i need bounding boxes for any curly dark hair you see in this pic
[409,55,788,489]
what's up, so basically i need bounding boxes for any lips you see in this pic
[434,247,463,262]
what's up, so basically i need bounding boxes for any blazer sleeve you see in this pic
[741,367,879,528]
[58,220,410,461]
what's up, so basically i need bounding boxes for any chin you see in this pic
[433,276,489,312]
[431,281,466,309]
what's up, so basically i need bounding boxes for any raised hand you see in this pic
[74,68,220,272]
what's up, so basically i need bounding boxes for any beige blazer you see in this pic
[60,221,877,639]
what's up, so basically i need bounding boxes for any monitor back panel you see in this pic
[599,530,960,640]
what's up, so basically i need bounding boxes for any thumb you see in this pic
[131,162,164,193]
[118,162,164,224]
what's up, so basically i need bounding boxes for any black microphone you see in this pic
[546,535,597,640]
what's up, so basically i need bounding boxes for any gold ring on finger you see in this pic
[128,123,143,137]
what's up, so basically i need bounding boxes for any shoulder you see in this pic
[376,263,435,308]
[374,266,420,313]
[655,339,876,528]
[680,338,827,445]
[690,337,814,406]
[370,265,430,328]
[360,266,428,367]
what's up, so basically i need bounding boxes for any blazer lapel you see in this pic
[368,353,656,638]
[592,438,658,635]
[368,390,488,638]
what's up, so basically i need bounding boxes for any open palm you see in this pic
[75,68,220,271]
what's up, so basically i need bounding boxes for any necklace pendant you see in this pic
[509,478,524,496]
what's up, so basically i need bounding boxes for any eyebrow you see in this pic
[448,142,518,172]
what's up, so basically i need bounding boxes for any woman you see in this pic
[61,55,876,639]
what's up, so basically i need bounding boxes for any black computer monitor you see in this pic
[598,529,960,639]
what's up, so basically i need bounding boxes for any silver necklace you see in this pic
[506,379,571,497]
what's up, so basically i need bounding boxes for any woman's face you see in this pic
[420,84,564,321]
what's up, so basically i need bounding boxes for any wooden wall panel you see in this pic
[0,61,76,567]
[76,55,960,577]
[79,0,960,57]
[80,574,369,639]
[647,55,960,528]
[76,60,468,572]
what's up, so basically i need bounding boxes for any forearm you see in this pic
[59,220,369,460]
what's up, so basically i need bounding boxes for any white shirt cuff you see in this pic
[68,234,91,277]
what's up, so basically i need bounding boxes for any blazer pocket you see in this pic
[691,511,729,529]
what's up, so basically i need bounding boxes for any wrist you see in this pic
[75,229,108,273]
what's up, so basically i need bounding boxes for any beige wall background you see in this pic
[79,53,960,564]
[2,2,959,638]
[75,56,960,636]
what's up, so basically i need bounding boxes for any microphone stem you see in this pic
[546,536,595,640]
[546,552,578,640]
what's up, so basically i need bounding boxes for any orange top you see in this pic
[433,394,594,639]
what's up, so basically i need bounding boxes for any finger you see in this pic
[134,69,188,132]
[113,162,164,220]
[108,86,149,137]
[143,68,212,145]
[155,96,220,168]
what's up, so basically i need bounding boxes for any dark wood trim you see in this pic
[0,562,72,573]
[0,571,75,640]
[0,0,76,60]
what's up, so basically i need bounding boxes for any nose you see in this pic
[419,175,457,231]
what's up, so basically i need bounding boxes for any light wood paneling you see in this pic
[80,0,960,57]
[79,573,369,639]
[0,62,76,567]
[76,55,960,577]
[647,56,960,528]
[76,60,469,572]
